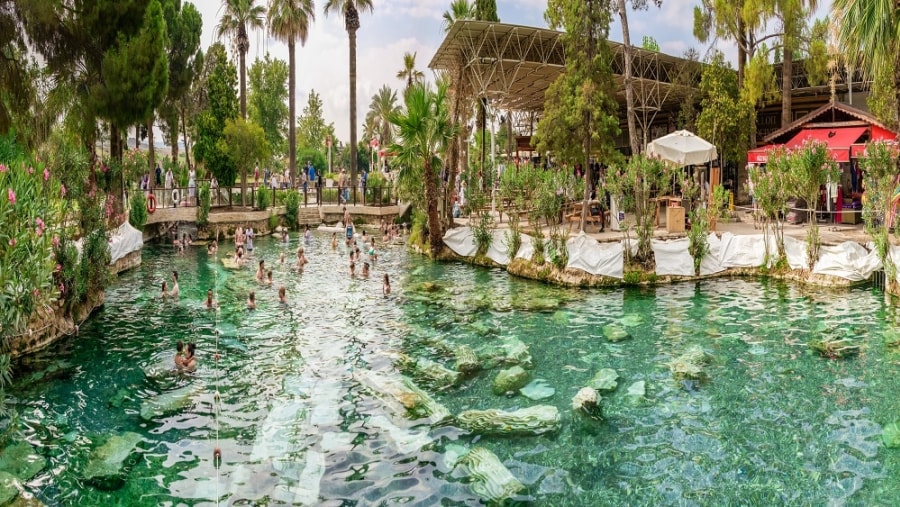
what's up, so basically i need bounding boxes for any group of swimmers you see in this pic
[161,271,180,299]
[174,340,197,372]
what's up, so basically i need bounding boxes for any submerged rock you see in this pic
[668,346,712,381]
[493,366,531,395]
[453,345,481,375]
[519,379,555,401]
[620,314,644,327]
[493,337,533,369]
[0,472,21,505]
[355,370,450,423]
[602,325,631,343]
[0,440,47,482]
[810,338,861,359]
[82,432,143,490]
[456,405,561,436]
[571,387,602,420]
[411,357,461,390]
[625,381,647,404]
[139,384,202,421]
[883,422,900,449]
[457,447,524,503]
[588,368,619,392]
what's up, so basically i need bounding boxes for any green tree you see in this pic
[788,140,838,269]
[324,0,374,189]
[693,0,768,86]
[536,0,620,232]
[474,0,499,21]
[296,89,336,154]
[833,0,900,128]
[860,142,900,280]
[442,0,475,31]
[268,0,316,183]
[696,51,753,166]
[224,117,270,206]
[388,81,457,255]
[772,0,822,128]
[615,0,662,156]
[217,0,266,120]
[248,53,289,158]
[365,85,399,146]
[159,0,203,167]
[641,35,660,51]
[397,51,425,91]
[193,43,239,187]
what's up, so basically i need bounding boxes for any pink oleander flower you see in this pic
[32,288,39,297]
[55,263,62,272]
[44,168,50,181]
[36,227,43,237]
[7,188,15,204]
[101,165,109,173]
[59,283,65,293]
[52,235,60,248]
[0,163,6,173]
[8,238,16,247]
[61,185,67,197]
[27,166,34,174]
[36,217,44,228]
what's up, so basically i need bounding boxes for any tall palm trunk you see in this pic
[424,159,443,253]
[782,37,793,129]
[288,40,297,184]
[181,106,192,171]
[346,4,361,189]
[239,48,247,119]
[170,116,180,167]
[618,0,640,156]
[147,116,156,176]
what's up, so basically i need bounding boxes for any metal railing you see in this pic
[141,182,397,210]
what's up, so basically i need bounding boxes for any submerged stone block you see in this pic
[668,346,712,381]
[571,387,602,420]
[453,345,481,374]
[456,405,561,436]
[457,447,524,503]
[0,472,21,505]
[0,440,47,482]
[492,366,531,395]
[588,368,619,392]
[82,432,143,490]
[355,370,450,423]
[139,384,202,421]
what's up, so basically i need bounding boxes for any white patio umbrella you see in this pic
[645,130,717,166]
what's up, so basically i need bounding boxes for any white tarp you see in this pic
[784,235,809,270]
[813,242,882,281]
[645,130,718,166]
[109,221,143,264]
[719,232,768,268]
[891,245,900,283]
[652,238,695,276]
[566,233,624,279]
[516,234,534,261]
[443,227,477,257]
[485,229,511,266]
[700,233,727,275]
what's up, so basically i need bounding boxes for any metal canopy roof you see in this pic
[428,20,701,114]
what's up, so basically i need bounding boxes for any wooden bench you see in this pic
[566,204,607,232]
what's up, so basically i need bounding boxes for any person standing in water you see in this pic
[256,260,266,282]
[278,286,287,304]
[247,291,256,310]
[170,271,180,299]
[383,273,391,296]
[174,340,185,369]
[205,289,217,309]
[183,342,197,372]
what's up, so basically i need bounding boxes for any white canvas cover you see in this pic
[516,234,534,261]
[783,235,809,270]
[699,233,727,275]
[652,238,695,276]
[485,229,511,266]
[891,245,900,283]
[109,221,144,264]
[645,130,718,166]
[718,232,768,268]
[566,233,624,279]
[813,242,883,281]
[443,227,477,257]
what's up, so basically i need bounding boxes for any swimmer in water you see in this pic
[278,285,287,304]
[383,273,391,296]
[247,291,256,310]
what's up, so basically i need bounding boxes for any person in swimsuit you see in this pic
[331,233,337,250]
[256,260,266,282]
[161,280,169,299]
[170,271,180,299]
[266,270,273,287]
[361,260,370,278]
[247,291,256,310]
[278,286,287,304]
[175,340,185,369]
[205,289,217,309]
[296,247,308,269]
[183,342,197,372]
[349,251,356,277]
[383,273,391,296]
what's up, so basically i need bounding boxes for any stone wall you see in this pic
[7,290,105,359]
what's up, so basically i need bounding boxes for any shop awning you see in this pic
[785,126,868,162]
[747,145,777,164]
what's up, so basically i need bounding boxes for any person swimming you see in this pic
[304,224,312,243]
[279,252,286,264]
[247,291,256,310]
[296,247,308,269]
[174,340,185,369]
[205,289,216,309]
[183,342,197,372]
[170,271,180,299]
[256,260,266,282]
[161,280,169,299]
[361,260,370,278]
[349,251,356,277]
[266,270,273,287]
[331,232,338,250]
[383,273,391,296]
[278,285,287,304]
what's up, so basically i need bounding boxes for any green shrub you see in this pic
[408,209,428,249]
[531,235,546,265]
[255,186,271,210]
[268,214,280,231]
[197,183,211,227]
[129,192,148,230]
[284,190,300,230]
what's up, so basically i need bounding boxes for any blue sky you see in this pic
[195,0,832,144]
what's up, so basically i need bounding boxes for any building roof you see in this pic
[428,20,701,114]
[761,101,896,145]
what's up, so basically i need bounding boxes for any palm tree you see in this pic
[366,85,399,145]
[217,0,266,120]
[268,0,315,184]
[397,52,425,91]
[324,0,374,190]
[388,80,458,255]
[442,0,475,31]
[833,0,900,127]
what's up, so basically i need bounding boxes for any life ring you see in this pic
[172,189,180,205]
[146,193,157,213]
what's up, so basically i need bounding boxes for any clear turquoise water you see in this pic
[10,234,900,506]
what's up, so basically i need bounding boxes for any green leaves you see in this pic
[248,54,289,158]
